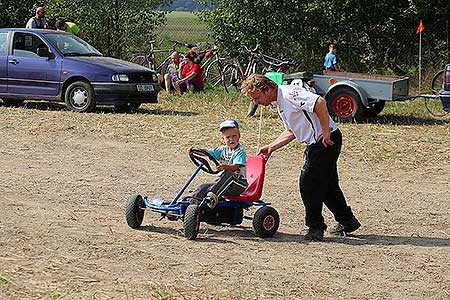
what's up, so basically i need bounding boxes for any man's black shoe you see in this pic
[329,217,361,236]
[304,227,324,242]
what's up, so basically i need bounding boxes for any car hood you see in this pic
[66,56,152,73]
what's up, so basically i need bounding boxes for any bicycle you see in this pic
[425,68,449,117]
[224,44,297,90]
[202,47,234,92]
[130,40,196,74]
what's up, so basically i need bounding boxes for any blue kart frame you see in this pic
[125,147,280,240]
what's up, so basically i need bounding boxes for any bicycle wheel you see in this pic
[205,61,228,92]
[130,55,148,68]
[431,69,444,94]
[223,64,243,90]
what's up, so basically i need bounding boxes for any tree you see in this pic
[46,0,169,58]
[0,0,36,28]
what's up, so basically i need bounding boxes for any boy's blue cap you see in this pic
[219,118,239,131]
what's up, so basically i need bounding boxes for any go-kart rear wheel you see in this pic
[184,204,201,240]
[125,194,145,228]
[253,206,280,238]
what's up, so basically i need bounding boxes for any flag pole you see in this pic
[419,30,422,93]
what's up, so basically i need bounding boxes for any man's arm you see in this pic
[313,97,334,147]
[258,129,296,160]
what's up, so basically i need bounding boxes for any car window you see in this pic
[12,32,50,58]
[44,33,101,57]
[0,33,7,55]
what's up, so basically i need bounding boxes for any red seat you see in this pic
[225,155,266,202]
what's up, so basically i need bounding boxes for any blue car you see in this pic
[0,28,161,112]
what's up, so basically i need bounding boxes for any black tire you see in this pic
[326,87,366,122]
[130,55,148,68]
[205,61,228,92]
[365,100,385,118]
[252,206,280,238]
[114,102,141,113]
[65,81,96,112]
[223,64,241,90]
[1,98,24,107]
[183,204,201,240]
[125,194,145,229]
[431,69,444,94]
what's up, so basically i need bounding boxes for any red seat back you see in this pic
[225,155,265,202]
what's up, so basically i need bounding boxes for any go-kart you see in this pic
[125,147,280,240]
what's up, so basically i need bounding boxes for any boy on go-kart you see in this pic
[189,118,248,208]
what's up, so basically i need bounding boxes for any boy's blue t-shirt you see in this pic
[324,52,337,70]
[208,143,247,179]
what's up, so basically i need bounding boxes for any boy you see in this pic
[324,43,340,72]
[190,119,248,208]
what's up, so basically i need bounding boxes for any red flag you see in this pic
[416,20,425,34]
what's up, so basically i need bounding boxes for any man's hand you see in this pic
[321,128,334,147]
[257,145,273,161]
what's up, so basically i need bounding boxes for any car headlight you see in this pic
[112,74,129,82]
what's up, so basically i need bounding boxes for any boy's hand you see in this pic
[216,164,225,171]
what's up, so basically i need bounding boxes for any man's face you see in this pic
[221,127,240,149]
[248,89,275,106]
[36,7,46,18]
[171,53,180,64]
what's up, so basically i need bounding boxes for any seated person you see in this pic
[173,50,204,95]
[163,51,184,92]
[190,119,248,205]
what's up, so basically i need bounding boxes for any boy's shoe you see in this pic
[304,227,324,242]
[205,192,218,209]
[329,217,361,236]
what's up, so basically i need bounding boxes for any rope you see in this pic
[256,105,263,154]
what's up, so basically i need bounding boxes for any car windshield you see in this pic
[44,33,102,57]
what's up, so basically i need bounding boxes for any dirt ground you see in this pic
[0,97,449,300]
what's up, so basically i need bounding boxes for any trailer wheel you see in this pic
[365,100,385,118]
[326,87,365,122]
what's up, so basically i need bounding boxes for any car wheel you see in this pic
[65,81,96,112]
[252,206,280,238]
[326,87,366,122]
[125,194,145,229]
[115,102,141,113]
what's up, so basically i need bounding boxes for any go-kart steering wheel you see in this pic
[189,147,220,174]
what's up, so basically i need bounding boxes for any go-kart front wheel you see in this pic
[253,206,280,238]
[125,194,145,228]
[183,204,201,240]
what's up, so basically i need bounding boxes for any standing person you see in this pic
[324,43,340,72]
[173,50,204,95]
[163,52,184,93]
[25,6,47,29]
[55,19,84,38]
[241,74,360,242]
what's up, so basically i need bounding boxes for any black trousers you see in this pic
[191,170,248,199]
[300,129,355,230]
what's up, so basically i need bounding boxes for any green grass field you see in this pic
[155,11,211,45]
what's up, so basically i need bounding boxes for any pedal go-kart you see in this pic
[125,147,280,240]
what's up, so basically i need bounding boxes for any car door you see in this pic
[7,31,62,96]
[0,32,8,94]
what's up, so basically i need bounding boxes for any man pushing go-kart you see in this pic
[189,118,248,208]
[241,74,361,242]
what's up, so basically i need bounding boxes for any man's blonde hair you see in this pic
[241,74,277,97]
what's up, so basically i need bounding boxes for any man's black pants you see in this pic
[300,129,355,230]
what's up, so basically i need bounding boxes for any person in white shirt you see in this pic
[241,74,360,242]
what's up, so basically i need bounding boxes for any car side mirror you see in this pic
[37,47,55,59]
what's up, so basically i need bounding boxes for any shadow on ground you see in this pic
[1,101,197,116]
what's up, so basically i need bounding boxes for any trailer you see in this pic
[284,71,410,122]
